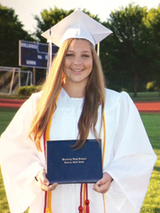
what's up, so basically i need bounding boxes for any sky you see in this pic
[1,0,160,33]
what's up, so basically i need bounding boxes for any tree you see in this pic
[143,5,160,88]
[101,4,154,96]
[34,7,74,43]
[0,5,34,67]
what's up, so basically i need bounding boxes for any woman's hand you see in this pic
[35,169,58,191]
[93,172,113,194]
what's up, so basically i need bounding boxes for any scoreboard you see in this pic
[19,40,59,69]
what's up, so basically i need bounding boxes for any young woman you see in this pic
[0,10,156,213]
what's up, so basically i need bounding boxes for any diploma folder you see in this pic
[46,139,102,184]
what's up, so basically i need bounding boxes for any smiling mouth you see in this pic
[71,69,83,72]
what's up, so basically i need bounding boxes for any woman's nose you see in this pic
[74,56,82,65]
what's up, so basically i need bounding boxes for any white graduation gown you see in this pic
[0,88,157,213]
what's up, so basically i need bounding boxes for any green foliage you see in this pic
[17,85,41,97]
[0,4,35,67]
[101,3,160,96]
[146,81,160,92]
[143,6,160,85]
[34,7,74,43]
[143,5,160,46]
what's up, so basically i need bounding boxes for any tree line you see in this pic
[0,4,160,95]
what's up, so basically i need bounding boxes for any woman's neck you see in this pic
[63,82,85,98]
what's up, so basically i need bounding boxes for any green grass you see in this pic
[0,108,18,213]
[0,109,159,212]
[0,168,10,213]
[129,91,160,102]
[0,108,18,133]
[140,114,160,213]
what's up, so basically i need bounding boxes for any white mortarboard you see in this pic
[41,9,112,47]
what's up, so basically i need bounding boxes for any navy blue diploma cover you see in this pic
[46,139,102,184]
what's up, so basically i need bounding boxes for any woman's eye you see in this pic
[82,54,90,58]
[66,53,74,57]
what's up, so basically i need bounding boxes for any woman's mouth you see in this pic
[71,69,83,73]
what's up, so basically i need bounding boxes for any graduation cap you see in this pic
[41,9,112,47]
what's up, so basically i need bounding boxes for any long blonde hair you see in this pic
[29,38,106,151]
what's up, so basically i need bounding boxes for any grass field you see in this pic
[0,108,159,213]
[129,91,160,102]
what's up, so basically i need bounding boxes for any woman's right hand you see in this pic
[35,169,58,191]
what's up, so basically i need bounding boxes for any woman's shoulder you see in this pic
[29,91,42,100]
[105,88,130,100]
[15,91,42,116]
[24,91,42,106]
[104,88,132,111]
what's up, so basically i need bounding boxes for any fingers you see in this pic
[36,169,58,191]
[93,180,110,193]
[47,182,58,191]
[93,172,113,194]
[39,179,58,191]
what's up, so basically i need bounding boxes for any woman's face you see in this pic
[63,39,93,88]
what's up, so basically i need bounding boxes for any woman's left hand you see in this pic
[93,172,113,194]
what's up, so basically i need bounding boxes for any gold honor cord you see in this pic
[102,111,107,213]
[45,95,59,213]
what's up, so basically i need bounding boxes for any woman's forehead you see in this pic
[68,39,92,50]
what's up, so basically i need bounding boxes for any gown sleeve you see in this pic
[103,91,157,213]
[0,93,45,213]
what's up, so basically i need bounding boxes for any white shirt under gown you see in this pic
[0,88,157,213]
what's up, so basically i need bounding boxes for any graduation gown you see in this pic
[0,88,157,213]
